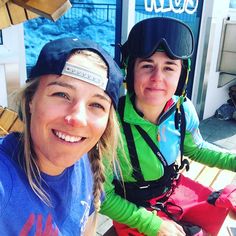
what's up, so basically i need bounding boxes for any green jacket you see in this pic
[100,94,236,236]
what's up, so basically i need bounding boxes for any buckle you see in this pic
[139,184,150,189]
[150,202,164,211]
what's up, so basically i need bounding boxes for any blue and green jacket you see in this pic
[100,93,236,236]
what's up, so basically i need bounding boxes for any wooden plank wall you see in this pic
[0,0,72,29]
[0,1,38,29]
[12,0,72,21]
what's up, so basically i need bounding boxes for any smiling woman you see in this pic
[0,37,123,235]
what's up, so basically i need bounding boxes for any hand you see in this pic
[157,219,186,236]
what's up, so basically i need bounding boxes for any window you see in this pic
[24,0,119,69]
[229,0,236,8]
[0,30,3,45]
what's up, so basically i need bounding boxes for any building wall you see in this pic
[192,0,236,119]
[0,24,26,108]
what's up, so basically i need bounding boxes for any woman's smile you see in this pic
[29,73,111,175]
[52,129,85,143]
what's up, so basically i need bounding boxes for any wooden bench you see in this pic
[0,106,24,136]
[182,159,236,236]
[0,106,235,235]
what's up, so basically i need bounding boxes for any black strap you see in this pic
[180,105,189,170]
[113,164,177,207]
[118,96,189,182]
[135,125,168,167]
[151,202,183,222]
[174,104,189,171]
[118,97,144,181]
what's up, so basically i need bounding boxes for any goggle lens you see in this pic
[123,17,194,60]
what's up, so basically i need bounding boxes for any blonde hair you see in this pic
[70,50,108,78]
[16,49,124,232]
[17,79,50,204]
[75,50,107,69]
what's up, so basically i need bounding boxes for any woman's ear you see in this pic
[29,99,33,114]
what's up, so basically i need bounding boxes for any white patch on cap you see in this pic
[62,62,108,90]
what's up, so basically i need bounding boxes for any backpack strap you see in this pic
[118,96,145,181]
[118,96,189,182]
[135,125,168,167]
[174,103,189,172]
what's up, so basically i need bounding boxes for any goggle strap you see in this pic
[123,56,129,70]
[123,56,129,80]
[188,58,191,71]
[181,59,191,97]
[121,68,126,78]
[176,96,184,111]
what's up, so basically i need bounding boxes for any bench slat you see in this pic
[9,118,24,133]
[195,166,221,187]
[0,106,24,136]
[182,160,205,180]
[0,108,18,131]
[211,169,236,190]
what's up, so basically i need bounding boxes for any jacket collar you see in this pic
[123,93,178,126]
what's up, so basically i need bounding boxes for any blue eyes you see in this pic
[52,92,105,110]
[91,103,105,110]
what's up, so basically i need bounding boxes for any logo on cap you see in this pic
[62,62,108,90]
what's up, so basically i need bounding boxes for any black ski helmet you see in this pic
[121,17,194,96]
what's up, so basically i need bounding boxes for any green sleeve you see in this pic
[184,130,236,172]
[100,165,163,236]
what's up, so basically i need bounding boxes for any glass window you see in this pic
[24,0,118,74]
[229,0,236,8]
[0,30,3,45]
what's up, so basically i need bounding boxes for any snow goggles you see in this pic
[121,17,194,61]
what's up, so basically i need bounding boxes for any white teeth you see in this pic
[55,131,82,143]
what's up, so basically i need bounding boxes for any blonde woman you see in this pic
[0,37,123,235]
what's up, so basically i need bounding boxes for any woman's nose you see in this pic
[64,105,87,127]
[150,68,163,82]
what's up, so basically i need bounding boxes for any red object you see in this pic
[113,174,236,236]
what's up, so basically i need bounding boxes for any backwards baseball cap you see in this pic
[29,37,123,109]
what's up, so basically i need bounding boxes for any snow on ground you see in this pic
[24,1,117,70]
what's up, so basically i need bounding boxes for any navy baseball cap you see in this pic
[28,37,123,109]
